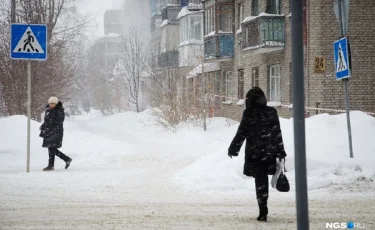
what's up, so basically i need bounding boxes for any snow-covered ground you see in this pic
[1,110,375,229]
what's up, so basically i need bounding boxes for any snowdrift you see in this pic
[1,110,374,196]
[0,112,132,171]
[172,111,375,194]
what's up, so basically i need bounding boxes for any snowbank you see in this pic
[0,113,132,171]
[1,110,374,197]
[173,111,375,194]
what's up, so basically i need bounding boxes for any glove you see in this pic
[276,157,287,172]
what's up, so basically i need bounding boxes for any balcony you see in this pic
[159,50,179,67]
[161,4,181,23]
[151,13,162,33]
[181,0,203,10]
[242,14,285,54]
[204,34,234,59]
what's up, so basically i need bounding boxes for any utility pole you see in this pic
[334,0,353,158]
[291,0,310,229]
[11,0,16,23]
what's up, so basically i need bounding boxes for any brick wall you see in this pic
[230,0,294,118]
[306,0,375,113]
[179,44,204,67]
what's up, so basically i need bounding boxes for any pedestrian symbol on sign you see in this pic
[13,26,45,54]
[21,31,38,52]
[333,37,350,80]
[337,44,348,72]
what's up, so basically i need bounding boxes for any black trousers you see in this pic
[254,166,269,208]
[48,148,70,166]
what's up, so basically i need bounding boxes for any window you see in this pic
[190,15,203,41]
[220,6,233,32]
[238,70,244,99]
[181,15,203,43]
[251,0,259,16]
[211,7,215,32]
[269,65,281,102]
[266,0,282,14]
[260,18,284,43]
[205,7,215,35]
[237,3,244,28]
[180,17,187,42]
[161,27,167,52]
[252,67,259,87]
[225,71,233,99]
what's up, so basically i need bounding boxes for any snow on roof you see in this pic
[242,12,285,23]
[106,33,121,37]
[187,63,220,78]
[204,31,216,38]
[160,19,169,28]
[177,6,203,20]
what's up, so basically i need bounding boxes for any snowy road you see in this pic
[1,111,375,229]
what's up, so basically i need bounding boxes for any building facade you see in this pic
[104,10,127,35]
[200,0,375,120]
[148,0,375,120]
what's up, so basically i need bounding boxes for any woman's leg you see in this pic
[43,148,56,171]
[255,166,269,221]
[55,149,72,169]
[55,149,70,162]
[48,148,56,167]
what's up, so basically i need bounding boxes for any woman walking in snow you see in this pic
[228,87,286,222]
[39,97,72,171]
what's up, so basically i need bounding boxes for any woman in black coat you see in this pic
[228,87,286,222]
[40,97,72,171]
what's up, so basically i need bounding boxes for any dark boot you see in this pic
[255,166,269,222]
[257,204,268,222]
[43,166,54,171]
[65,158,72,169]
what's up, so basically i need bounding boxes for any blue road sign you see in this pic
[333,37,350,80]
[10,24,47,60]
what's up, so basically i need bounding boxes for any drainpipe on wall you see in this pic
[305,0,309,109]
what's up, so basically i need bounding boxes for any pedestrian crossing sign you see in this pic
[10,24,47,60]
[333,37,351,80]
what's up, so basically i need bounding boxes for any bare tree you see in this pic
[139,44,206,131]
[0,0,92,120]
[114,28,147,113]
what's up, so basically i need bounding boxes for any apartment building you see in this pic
[201,0,375,119]
[150,0,375,120]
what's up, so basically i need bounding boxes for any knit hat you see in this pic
[245,87,267,110]
[48,97,59,104]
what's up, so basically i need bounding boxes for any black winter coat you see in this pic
[228,89,286,177]
[40,101,65,148]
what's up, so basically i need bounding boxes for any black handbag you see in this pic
[276,173,290,192]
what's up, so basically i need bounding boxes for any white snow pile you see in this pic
[187,63,220,78]
[243,12,285,23]
[0,112,134,171]
[172,111,375,194]
[1,110,374,198]
[177,6,203,20]
[160,19,169,28]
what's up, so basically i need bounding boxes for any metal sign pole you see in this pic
[291,0,310,229]
[10,24,48,173]
[337,0,354,158]
[27,60,31,172]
